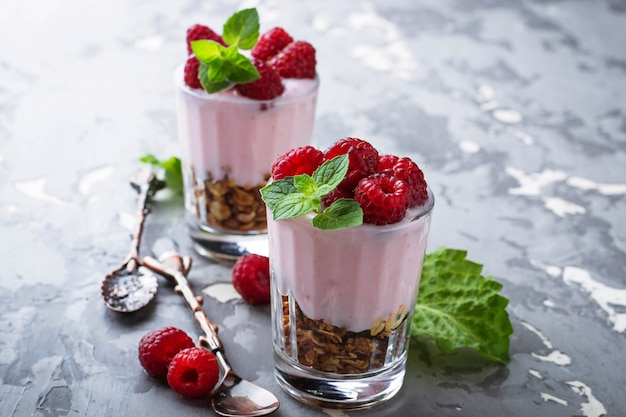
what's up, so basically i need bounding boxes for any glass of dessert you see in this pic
[175,9,319,261]
[261,138,435,409]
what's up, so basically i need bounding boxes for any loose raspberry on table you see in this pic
[251,27,294,61]
[379,156,428,207]
[236,60,285,100]
[138,327,195,379]
[186,24,226,54]
[269,41,316,79]
[271,145,325,180]
[167,347,220,399]
[183,56,202,89]
[232,254,271,305]
[354,173,410,225]
[324,138,380,192]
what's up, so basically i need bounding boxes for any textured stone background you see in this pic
[1,0,624,416]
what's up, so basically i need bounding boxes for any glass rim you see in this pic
[270,187,435,233]
[174,64,320,105]
[406,187,435,222]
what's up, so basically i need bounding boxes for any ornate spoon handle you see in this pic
[141,255,231,373]
[143,248,280,416]
[126,171,165,264]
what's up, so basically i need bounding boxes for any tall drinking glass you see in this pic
[174,65,319,261]
[268,189,434,409]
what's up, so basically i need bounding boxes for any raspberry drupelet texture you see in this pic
[322,186,354,208]
[232,254,271,305]
[354,173,411,225]
[377,154,399,171]
[183,56,202,89]
[271,145,325,180]
[236,60,285,100]
[186,24,226,54]
[269,41,317,79]
[138,327,195,379]
[167,347,220,399]
[379,155,428,207]
[324,138,380,193]
[251,27,294,61]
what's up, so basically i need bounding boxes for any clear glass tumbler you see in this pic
[174,65,319,261]
[268,190,434,409]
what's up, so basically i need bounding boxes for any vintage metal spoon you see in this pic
[142,250,280,416]
[101,171,164,312]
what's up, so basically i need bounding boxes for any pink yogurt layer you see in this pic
[268,193,434,333]
[174,66,319,187]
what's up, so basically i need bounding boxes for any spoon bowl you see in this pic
[102,258,158,313]
[101,171,164,312]
[211,362,280,417]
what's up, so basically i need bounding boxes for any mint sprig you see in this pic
[411,247,513,363]
[260,155,364,230]
[191,8,261,93]
[222,8,259,49]
[312,198,363,230]
[139,154,183,194]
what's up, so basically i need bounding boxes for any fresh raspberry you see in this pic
[338,169,371,194]
[236,60,285,100]
[183,55,202,89]
[354,173,410,225]
[271,145,325,180]
[379,156,428,207]
[232,254,271,305]
[186,24,226,54]
[251,27,294,61]
[167,347,220,399]
[377,154,399,171]
[324,138,379,176]
[138,327,195,380]
[322,186,354,208]
[324,138,380,192]
[269,41,316,79]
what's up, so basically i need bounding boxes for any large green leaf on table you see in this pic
[411,247,513,364]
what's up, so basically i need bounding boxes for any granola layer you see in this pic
[191,166,269,233]
[282,296,409,374]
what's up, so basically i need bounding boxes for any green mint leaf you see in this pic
[260,178,297,212]
[411,247,513,363]
[190,10,261,92]
[315,183,337,197]
[191,39,224,63]
[193,43,259,91]
[222,47,259,83]
[198,62,233,93]
[260,153,358,227]
[206,59,230,82]
[139,154,159,165]
[294,174,318,196]
[222,8,259,50]
[312,199,363,230]
[272,193,318,220]
[139,154,183,194]
[312,155,349,192]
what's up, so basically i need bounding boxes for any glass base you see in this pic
[273,352,406,410]
[188,224,269,263]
